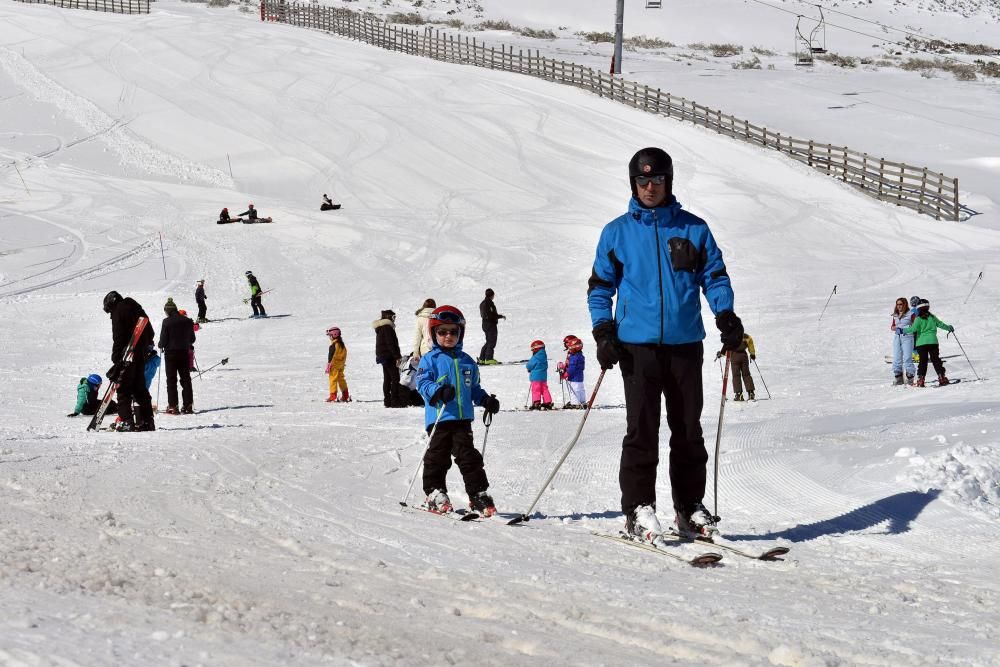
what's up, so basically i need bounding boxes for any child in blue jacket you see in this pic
[416,305,501,516]
[526,340,553,410]
[557,335,587,409]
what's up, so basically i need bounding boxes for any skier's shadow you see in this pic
[725,489,941,543]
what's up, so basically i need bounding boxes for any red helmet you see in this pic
[429,305,466,343]
[563,335,583,353]
[326,326,341,337]
[530,340,545,352]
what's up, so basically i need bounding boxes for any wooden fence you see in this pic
[262,0,960,221]
[14,0,150,14]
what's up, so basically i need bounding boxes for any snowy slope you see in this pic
[2,1,1000,665]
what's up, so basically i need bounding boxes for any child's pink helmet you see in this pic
[326,326,341,337]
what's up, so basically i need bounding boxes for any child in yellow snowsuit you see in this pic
[325,326,350,402]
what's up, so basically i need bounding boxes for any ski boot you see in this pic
[906,374,915,385]
[338,390,351,403]
[916,376,926,388]
[424,489,453,514]
[625,505,663,545]
[675,502,720,539]
[529,401,541,411]
[893,374,904,386]
[326,393,337,403]
[541,402,554,410]
[733,392,744,402]
[469,491,497,518]
[748,391,755,401]
[113,419,137,432]
[938,374,950,386]
[181,405,194,415]
[197,317,209,324]
[163,405,180,415]
[480,358,500,366]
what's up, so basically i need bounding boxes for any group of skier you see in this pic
[81,146,968,549]
[890,295,955,387]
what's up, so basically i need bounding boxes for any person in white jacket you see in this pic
[412,298,436,360]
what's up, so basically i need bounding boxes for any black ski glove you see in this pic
[430,384,456,407]
[67,412,78,417]
[715,311,744,352]
[106,364,121,382]
[592,321,621,370]
[482,394,500,415]
[750,354,756,361]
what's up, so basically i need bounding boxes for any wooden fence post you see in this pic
[898,164,905,204]
[952,178,960,221]
[878,159,885,199]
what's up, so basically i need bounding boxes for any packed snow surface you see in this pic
[1,1,1000,665]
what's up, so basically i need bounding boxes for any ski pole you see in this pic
[963,271,983,305]
[712,353,732,524]
[950,332,980,380]
[399,404,445,507]
[559,376,566,407]
[155,361,162,412]
[751,357,771,399]
[524,384,531,410]
[197,357,229,379]
[508,369,607,525]
[818,284,837,321]
[480,405,494,463]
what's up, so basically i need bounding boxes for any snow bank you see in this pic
[902,444,1000,519]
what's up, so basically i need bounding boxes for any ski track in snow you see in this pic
[0,1,999,665]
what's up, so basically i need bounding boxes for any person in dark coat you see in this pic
[158,298,196,414]
[217,207,236,224]
[373,309,403,407]
[477,288,505,364]
[195,280,208,323]
[103,290,156,431]
[320,194,339,211]
[246,271,266,318]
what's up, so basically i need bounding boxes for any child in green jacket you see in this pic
[68,374,116,416]
[903,300,954,387]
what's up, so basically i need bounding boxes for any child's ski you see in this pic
[87,317,149,432]
[402,504,480,522]
[667,531,789,561]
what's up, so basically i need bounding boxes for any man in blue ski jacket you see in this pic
[587,147,744,542]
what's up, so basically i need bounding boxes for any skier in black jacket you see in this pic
[194,280,208,323]
[373,309,403,407]
[477,288,505,364]
[158,298,196,414]
[103,290,156,431]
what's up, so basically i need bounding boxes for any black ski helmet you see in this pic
[103,290,122,314]
[628,147,673,199]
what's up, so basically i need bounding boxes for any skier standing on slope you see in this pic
[325,326,350,402]
[246,271,267,318]
[903,299,953,387]
[525,340,554,410]
[416,305,501,516]
[730,332,756,401]
[103,291,156,432]
[477,288,505,364]
[195,279,208,323]
[587,147,744,542]
[412,298,436,361]
[158,298,196,414]
[889,296,917,385]
[373,309,403,408]
[558,335,587,409]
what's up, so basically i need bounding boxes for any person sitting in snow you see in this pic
[237,203,272,224]
[68,374,115,417]
[217,207,237,224]
[320,194,339,211]
[415,305,501,517]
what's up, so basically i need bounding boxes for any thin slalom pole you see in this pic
[197,357,229,379]
[818,284,837,321]
[950,332,980,380]
[399,404,445,507]
[963,271,983,305]
[508,369,607,525]
[751,357,771,399]
[713,353,732,523]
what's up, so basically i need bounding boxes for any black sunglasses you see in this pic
[635,174,666,187]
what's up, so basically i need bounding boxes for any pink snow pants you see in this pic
[530,381,552,404]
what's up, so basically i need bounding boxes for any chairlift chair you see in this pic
[646,0,662,8]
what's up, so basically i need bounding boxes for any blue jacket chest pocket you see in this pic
[668,237,704,273]
[462,368,473,387]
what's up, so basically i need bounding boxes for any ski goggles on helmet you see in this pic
[430,310,465,326]
[634,174,666,187]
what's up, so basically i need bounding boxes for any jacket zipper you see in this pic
[653,215,665,344]
[452,357,463,419]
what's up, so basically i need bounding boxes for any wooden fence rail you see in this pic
[264,0,959,221]
[14,0,150,14]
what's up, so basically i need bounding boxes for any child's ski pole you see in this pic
[949,332,980,380]
[399,404,445,507]
[508,370,606,525]
[480,404,494,463]
[751,357,771,399]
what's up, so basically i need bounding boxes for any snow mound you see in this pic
[902,444,1000,519]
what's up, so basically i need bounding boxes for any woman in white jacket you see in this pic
[412,298,436,360]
